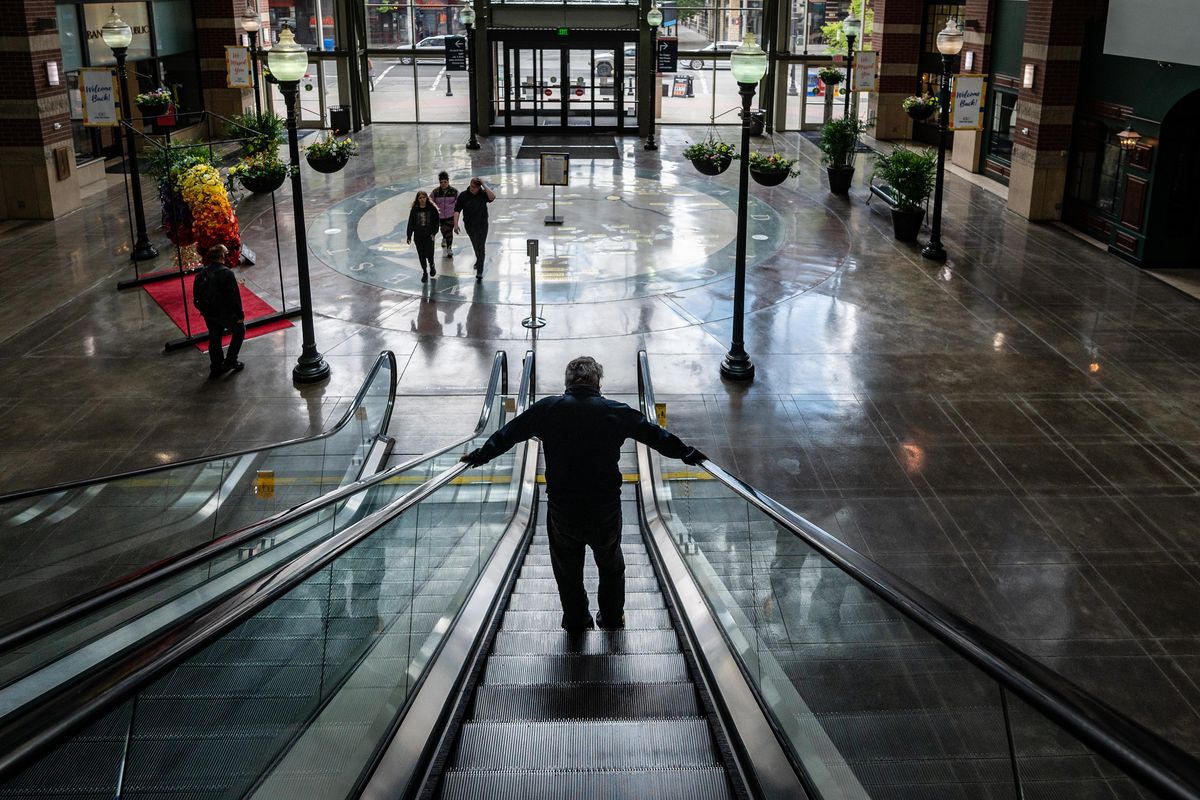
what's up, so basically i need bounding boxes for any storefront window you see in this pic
[1068,120,1120,215]
[986,89,1017,163]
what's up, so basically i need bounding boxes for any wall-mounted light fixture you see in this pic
[1022,62,1035,88]
[964,51,974,71]
[46,60,60,86]
[1117,126,1142,151]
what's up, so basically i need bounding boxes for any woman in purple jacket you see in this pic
[430,171,459,256]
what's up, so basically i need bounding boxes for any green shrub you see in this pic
[818,116,868,170]
[872,145,937,212]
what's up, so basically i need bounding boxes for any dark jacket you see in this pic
[198,261,243,321]
[468,385,698,511]
[406,205,439,241]
[454,188,492,227]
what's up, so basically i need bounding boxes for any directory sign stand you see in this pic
[522,239,546,329]
[539,152,568,225]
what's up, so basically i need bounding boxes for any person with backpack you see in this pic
[192,244,245,379]
[430,171,459,256]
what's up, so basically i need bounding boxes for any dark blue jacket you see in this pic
[468,385,698,511]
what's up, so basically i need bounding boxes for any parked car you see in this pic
[592,45,637,78]
[401,34,465,65]
[685,41,740,70]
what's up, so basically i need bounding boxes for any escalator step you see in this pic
[505,592,665,612]
[518,563,657,579]
[471,682,699,721]
[491,629,680,656]
[522,552,650,566]
[524,545,648,560]
[449,718,719,771]
[482,653,688,685]
[500,608,672,631]
[438,766,732,800]
[513,576,660,594]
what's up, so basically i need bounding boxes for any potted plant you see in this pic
[136,88,173,117]
[818,116,868,195]
[872,145,936,242]
[902,94,939,122]
[304,133,358,174]
[818,66,843,88]
[748,151,799,187]
[229,151,292,194]
[227,112,285,157]
[683,139,736,176]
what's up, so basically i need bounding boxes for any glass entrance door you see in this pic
[496,38,636,132]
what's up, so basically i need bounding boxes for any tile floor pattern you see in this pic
[0,124,1199,766]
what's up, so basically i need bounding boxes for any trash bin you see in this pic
[749,110,766,137]
[330,105,351,134]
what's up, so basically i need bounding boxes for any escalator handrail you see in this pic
[0,351,508,653]
[0,351,400,504]
[636,350,1200,800]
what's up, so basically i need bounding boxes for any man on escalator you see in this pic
[461,356,707,632]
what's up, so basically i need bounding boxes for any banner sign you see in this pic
[539,153,569,186]
[852,50,878,92]
[84,3,151,66]
[81,68,120,127]
[950,74,986,131]
[225,46,252,88]
[656,37,678,72]
[445,36,468,71]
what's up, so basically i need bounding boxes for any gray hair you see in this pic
[564,356,603,389]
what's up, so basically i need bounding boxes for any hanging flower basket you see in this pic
[818,67,843,86]
[137,101,170,117]
[692,154,732,176]
[306,152,349,174]
[240,172,286,193]
[228,151,291,194]
[683,139,736,176]
[135,88,173,118]
[903,95,939,122]
[748,152,798,187]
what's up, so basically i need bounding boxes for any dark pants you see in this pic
[547,502,624,628]
[414,235,435,271]
[466,221,488,268]
[439,217,454,247]
[203,314,244,370]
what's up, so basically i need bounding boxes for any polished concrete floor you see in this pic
[2,123,1200,763]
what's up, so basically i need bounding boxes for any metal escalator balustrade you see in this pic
[0,352,511,706]
[0,352,539,798]
[0,351,399,632]
[635,349,1200,800]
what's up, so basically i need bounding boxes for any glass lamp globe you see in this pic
[843,11,862,40]
[241,2,261,33]
[729,33,767,85]
[101,7,133,50]
[647,6,663,28]
[268,27,308,83]
[936,18,964,56]
[460,3,475,27]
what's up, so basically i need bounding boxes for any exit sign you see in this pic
[557,27,569,36]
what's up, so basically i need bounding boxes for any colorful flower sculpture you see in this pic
[178,164,241,266]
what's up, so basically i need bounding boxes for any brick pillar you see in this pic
[194,0,253,126]
[867,0,923,140]
[0,0,80,219]
[1006,0,1103,220]
[951,0,994,171]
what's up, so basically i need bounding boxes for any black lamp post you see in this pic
[102,8,158,262]
[843,10,861,118]
[241,1,263,116]
[270,27,331,384]
[921,18,963,263]
[644,4,662,150]
[461,2,480,150]
[720,33,768,383]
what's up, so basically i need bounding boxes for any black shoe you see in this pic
[596,612,625,630]
[224,360,245,372]
[561,614,594,632]
[421,271,428,283]
[429,264,436,276]
[208,364,230,380]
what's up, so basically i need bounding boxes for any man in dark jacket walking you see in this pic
[452,176,495,280]
[461,356,706,631]
[193,244,245,379]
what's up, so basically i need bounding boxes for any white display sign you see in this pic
[84,3,152,66]
[852,50,878,92]
[950,74,986,131]
[81,68,120,127]
[226,46,252,88]
[539,153,569,187]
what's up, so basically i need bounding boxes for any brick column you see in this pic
[194,0,253,125]
[951,0,994,170]
[1007,0,1103,219]
[867,0,923,140]
[0,0,80,219]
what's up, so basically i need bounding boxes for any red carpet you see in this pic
[144,271,293,351]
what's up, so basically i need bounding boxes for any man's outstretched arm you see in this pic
[627,410,707,465]
[460,404,542,467]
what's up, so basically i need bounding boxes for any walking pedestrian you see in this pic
[452,176,495,280]
[191,244,245,379]
[430,170,459,256]
[460,357,707,630]
[406,190,440,282]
